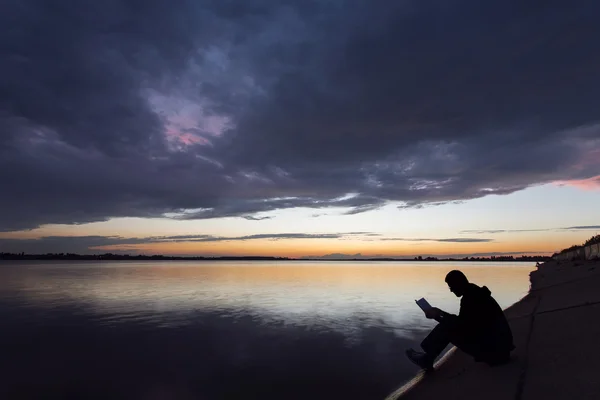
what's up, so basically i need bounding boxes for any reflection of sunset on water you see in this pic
[2,261,535,335]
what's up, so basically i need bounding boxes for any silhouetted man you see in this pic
[406,270,514,370]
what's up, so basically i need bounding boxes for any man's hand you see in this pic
[424,307,442,320]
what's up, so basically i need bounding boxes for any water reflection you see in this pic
[1,261,533,331]
[0,261,534,399]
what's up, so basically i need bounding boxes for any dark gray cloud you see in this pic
[242,215,273,221]
[0,232,376,254]
[1,0,600,231]
[461,225,600,234]
[561,225,600,230]
[460,229,551,234]
[461,230,509,234]
[172,195,386,221]
[380,238,493,243]
[0,235,145,254]
[192,233,344,242]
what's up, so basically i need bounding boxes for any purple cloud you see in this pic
[1,0,599,231]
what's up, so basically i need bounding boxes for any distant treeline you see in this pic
[0,252,549,262]
[307,255,550,262]
[0,253,291,261]
[555,234,600,255]
[410,255,548,262]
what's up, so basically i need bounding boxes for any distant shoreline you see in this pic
[0,253,550,262]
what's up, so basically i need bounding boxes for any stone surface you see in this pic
[524,304,600,400]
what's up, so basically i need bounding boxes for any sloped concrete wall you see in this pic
[554,243,600,261]
[591,243,600,259]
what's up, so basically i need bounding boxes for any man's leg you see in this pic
[420,323,453,362]
[421,321,485,361]
[406,324,452,370]
[407,321,483,369]
[419,322,511,366]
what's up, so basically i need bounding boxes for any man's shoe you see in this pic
[405,348,434,371]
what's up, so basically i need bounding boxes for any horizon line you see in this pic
[0,251,552,260]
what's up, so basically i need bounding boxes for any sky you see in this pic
[1,0,599,258]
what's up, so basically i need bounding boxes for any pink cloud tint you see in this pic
[165,127,210,146]
[555,175,600,190]
[147,91,233,148]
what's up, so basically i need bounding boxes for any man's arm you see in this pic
[425,307,457,323]
[436,309,458,323]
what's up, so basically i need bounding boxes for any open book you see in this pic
[415,297,432,311]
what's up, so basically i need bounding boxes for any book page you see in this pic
[415,297,432,311]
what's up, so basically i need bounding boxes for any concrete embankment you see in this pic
[554,242,600,262]
[386,259,600,400]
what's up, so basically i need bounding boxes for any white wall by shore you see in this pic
[554,243,600,261]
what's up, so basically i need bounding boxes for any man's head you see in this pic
[445,270,469,297]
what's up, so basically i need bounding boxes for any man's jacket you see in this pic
[447,283,514,354]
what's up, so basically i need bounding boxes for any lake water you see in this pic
[0,261,535,399]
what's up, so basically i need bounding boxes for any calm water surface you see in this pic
[0,261,534,399]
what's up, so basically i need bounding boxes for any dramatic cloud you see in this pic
[170,195,387,221]
[2,0,600,231]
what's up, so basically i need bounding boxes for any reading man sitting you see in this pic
[406,270,515,370]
